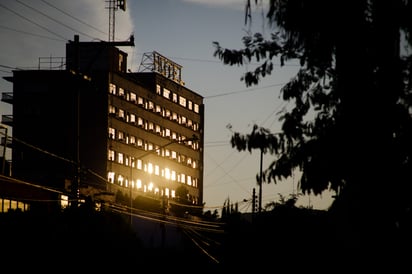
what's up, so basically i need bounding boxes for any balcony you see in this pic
[1,93,13,104]
[1,115,13,127]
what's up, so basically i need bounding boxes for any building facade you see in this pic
[1,35,204,214]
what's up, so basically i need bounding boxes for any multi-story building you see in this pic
[1,35,204,214]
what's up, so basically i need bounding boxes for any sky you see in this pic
[0,0,335,213]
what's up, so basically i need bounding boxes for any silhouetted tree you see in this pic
[213,0,412,261]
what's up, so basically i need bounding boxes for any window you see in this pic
[194,103,199,113]
[172,93,178,103]
[118,153,124,164]
[109,83,116,94]
[155,105,162,113]
[118,109,125,119]
[119,87,125,97]
[148,101,154,110]
[138,96,144,106]
[130,135,136,145]
[118,131,125,141]
[130,92,137,103]
[163,88,170,99]
[137,138,143,148]
[108,127,115,139]
[108,149,115,161]
[188,100,193,110]
[137,159,142,169]
[172,112,178,121]
[156,84,162,95]
[137,117,144,128]
[179,96,187,107]
[155,125,161,135]
[130,114,136,124]
[155,165,160,175]
[109,105,116,115]
[108,172,115,183]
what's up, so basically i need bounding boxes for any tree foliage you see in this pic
[213,0,412,251]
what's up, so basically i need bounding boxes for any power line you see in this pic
[204,83,286,99]
[15,0,98,41]
[0,2,67,40]
[40,0,107,36]
[0,24,64,42]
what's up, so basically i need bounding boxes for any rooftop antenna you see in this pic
[106,0,126,42]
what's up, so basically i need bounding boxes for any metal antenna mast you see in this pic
[106,0,126,42]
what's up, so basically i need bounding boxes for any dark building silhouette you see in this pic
[1,35,204,213]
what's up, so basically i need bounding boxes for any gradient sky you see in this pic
[0,0,334,213]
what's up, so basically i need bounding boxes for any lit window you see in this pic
[119,87,124,97]
[194,103,199,113]
[118,109,125,119]
[138,96,144,106]
[108,127,115,139]
[179,96,187,107]
[187,176,192,186]
[148,182,154,191]
[137,179,142,189]
[148,163,153,174]
[137,117,144,127]
[172,93,178,103]
[108,150,115,161]
[156,84,162,95]
[108,172,115,183]
[148,101,154,110]
[181,174,185,183]
[137,159,142,169]
[171,170,176,181]
[156,105,162,113]
[165,168,170,180]
[155,165,160,175]
[118,153,124,164]
[109,105,116,114]
[109,83,116,94]
[130,135,136,145]
[130,114,136,123]
[163,88,170,99]
[130,92,137,103]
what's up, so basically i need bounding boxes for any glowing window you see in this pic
[137,159,142,169]
[118,153,124,164]
[136,179,142,189]
[148,163,153,174]
[108,127,115,139]
[179,96,186,107]
[194,103,199,113]
[118,87,124,97]
[165,168,170,180]
[109,83,116,94]
[163,88,170,99]
[171,170,176,181]
[108,172,115,183]
[155,165,160,175]
[109,105,116,114]
[172,93,178,103]
[130,92,137,102]
[108,150,115,161]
